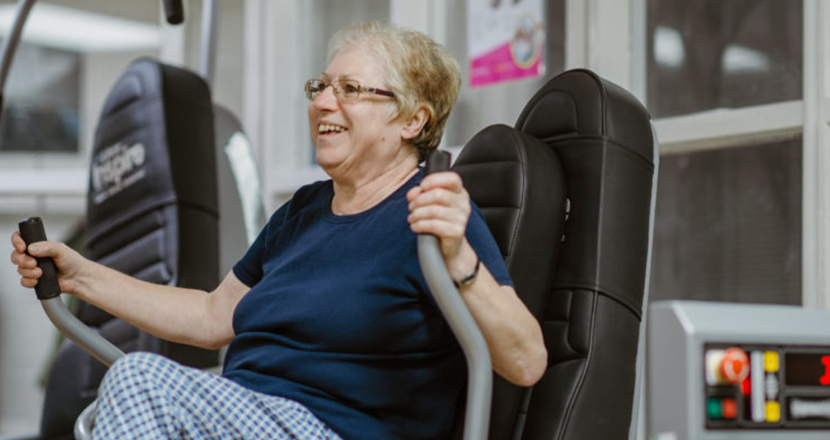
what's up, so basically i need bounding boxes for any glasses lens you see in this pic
[338,79,361,101]
[305,79,327,100]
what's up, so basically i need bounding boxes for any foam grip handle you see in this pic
[18,217,62,300]
[424,150,451,175]
[163,0,184,25]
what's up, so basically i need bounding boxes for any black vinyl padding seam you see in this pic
[87,198,217,244]
[553,291,596,440]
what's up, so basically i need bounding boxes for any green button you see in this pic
[707,397,722,419]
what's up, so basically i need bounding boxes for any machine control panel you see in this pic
[703,345,830,429]
[648,301,830,440]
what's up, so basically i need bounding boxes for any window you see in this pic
[650,138,802,305]
[647,0,802,118]
[0,43,80,152]
[647,0,804,305]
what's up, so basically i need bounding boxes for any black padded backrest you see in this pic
[39,58,220,439]
[518,69,654,440]
[453,125,569,440]
[457,69,655,440]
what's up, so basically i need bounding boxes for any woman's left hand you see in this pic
[407,170,548,387]
[406,171,471,264]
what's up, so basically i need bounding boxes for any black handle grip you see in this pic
[424,150,451,175]
[18,217,61,300]
[163,0,184,25]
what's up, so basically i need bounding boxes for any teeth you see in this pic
[319,124,346,134]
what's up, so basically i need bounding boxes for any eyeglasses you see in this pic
[304,78,395,102]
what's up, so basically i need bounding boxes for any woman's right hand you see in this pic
[10,231,85,295]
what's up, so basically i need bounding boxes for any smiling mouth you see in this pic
[318,123,347,135]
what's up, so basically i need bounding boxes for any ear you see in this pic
[401,105,430,141]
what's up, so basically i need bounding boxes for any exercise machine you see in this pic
[648,300,830,440]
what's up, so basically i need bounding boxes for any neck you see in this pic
[330,157,419,215]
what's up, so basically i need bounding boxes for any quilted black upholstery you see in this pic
[38,58,220,440]
[454,69,655,440]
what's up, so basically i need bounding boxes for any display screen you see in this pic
[785,352,830,386]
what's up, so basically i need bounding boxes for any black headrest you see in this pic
[82,58,218,324]
[517,69,653,163]
[516,69,654,316]
[86,58,217,249]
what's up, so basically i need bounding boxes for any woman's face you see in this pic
[307,46,411,179]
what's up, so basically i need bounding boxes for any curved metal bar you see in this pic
[417,234,492,440]
[0,0,37,117]
[41,298,124,367]
[73,400,98,440]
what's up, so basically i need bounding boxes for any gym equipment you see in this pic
[453,68,657,439]
[648,300,830,440]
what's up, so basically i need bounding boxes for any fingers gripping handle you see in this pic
[18,217,61,300]
[424,149,451,175]
[18,216,124,367]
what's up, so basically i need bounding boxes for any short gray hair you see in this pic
[328,22,462,161]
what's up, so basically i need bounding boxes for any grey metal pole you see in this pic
[199,0,219,86]
[42,299,124,367]
[418,234,492,440]
[0,0,36,117]
[418,151,492,440]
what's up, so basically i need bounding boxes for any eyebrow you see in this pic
[319,73,360,82]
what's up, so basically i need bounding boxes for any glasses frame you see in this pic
[304,78,395,102]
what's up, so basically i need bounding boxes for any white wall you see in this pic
[0,215,80,436]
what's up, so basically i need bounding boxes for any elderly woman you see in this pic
[11,22,546,440]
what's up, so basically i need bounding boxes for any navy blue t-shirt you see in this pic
[223,170,512,440]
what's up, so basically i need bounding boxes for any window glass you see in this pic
[647,0,802,118]
[0,44,79,152]
[443,0,564,147]
[0,0,160,154]
[650,139,802,305]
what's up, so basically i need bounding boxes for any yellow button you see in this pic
[764,351,780,373]
[766,401,781,423]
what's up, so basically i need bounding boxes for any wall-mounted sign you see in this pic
[467,0,545,88]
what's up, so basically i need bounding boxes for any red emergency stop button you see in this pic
[721,347,750,384]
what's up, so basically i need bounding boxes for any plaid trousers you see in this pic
[91,352,343,440]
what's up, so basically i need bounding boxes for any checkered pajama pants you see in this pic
[91,352,344,440]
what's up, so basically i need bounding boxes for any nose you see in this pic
[311,84,339,110]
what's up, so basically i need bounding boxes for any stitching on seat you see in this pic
[502,128,529,269]
[554,291,596,440]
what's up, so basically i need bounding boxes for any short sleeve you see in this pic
[232,201,291,287]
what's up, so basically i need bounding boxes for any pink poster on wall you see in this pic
[467,0,545,88]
